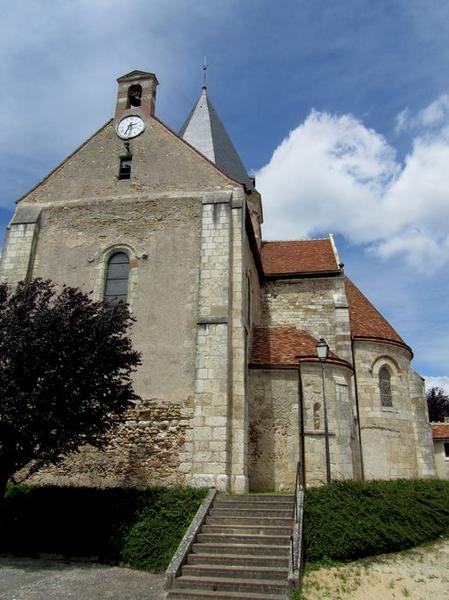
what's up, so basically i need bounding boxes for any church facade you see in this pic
[0,70,435,492]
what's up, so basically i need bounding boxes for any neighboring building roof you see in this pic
[250,326,351,368]
[179,87,253,189]
[344,277,411,353]
[261,239,340,277]
[431,423,449,440]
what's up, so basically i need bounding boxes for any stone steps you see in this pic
[166,493,293,599]
[206,515,291,527]
[192,542,290,556]
[210,508,290,518]
[172,575,287,594]
[182,563,288,581]
[187,553,289,568]
[202,524,290,536]
[197,532,290,546]
[167,590,284,599]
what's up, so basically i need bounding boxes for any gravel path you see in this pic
[300,537,449,599]
[0,557,165,600]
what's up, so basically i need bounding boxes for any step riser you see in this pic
[176,579,286,594]
[167,592,285,599]
[182,565,288,581]
[192,543,289,557]
[207,516,291,527]
[187,555,289,568]
[216,495,293,502]
[210,508,291,519]
[214,502,293,510]
[202,525,290,536]
[197,534,290,546]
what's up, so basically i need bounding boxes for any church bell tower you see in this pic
[114,70,159,121]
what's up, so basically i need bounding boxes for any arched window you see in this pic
[127,84,142,108]
[379,366,392,407]
[104,252,129,304]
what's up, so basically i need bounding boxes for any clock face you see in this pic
[116,115,146,139]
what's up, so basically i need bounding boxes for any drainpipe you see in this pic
[351,339,365,481]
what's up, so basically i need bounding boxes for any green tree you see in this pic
[0,279,141,498]
[426,386,449,422]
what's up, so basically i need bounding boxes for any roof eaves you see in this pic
[352,336,413,359]
[249,357,353,370]
[264,269,343,280]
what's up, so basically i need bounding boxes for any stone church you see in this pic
[0,70,435,492]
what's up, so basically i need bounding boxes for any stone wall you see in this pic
[188,190,249,493]
[353,340,433,479]
[433,439,449,480]
[21,117,237,205]
[409,368,436,478]
[0,221,39,286]
[248,363,358,491]
[30,195,202,402]
[261,276,352,361]
[248,369,299,492]
[29,398,193,488]
[301,362,358,486]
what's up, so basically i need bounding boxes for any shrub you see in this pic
[0,485,206,572]
[303,479,449,563]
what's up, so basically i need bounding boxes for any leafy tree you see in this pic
[426,386,449,422]
[0,279,141,498]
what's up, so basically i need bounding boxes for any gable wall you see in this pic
[20,118,237,205]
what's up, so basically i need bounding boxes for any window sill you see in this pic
[381,406,399,414]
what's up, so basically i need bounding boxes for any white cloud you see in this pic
[396,95,449,132]
[424,376,449,395]
[257,96,449,272]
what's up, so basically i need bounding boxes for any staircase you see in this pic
[166,494,293,599]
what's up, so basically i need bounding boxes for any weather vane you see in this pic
[202,56,208,89]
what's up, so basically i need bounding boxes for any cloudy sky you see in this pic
[1,0,448,393]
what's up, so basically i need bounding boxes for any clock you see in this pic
[116,115,146,139]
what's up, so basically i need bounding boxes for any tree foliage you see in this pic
[426,386,449,422]
[0,279,141,497]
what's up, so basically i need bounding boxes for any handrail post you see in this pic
[288,461,304,589]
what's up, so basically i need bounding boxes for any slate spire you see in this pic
[179,87,253,188]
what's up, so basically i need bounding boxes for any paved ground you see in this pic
[0,557,165,600]
[300,537,449,599]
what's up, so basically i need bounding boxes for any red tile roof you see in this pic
[261,239,340,276]
[250,326,351,368]
[344,277,411,353]
[257,238,410,355]
[431,423,449,440]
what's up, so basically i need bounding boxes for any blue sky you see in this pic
[1,0,448,390]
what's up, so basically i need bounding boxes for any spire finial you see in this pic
[202,56,208,89]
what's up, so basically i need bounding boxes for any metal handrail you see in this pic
[288,461,304,588]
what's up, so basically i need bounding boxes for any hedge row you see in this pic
[2,479,449,571]
[303,479,449,563]
[0,485,207,572]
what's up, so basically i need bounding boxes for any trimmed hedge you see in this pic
[303,479,449,563]
[2,480,449,572]
[0,485,207,571]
